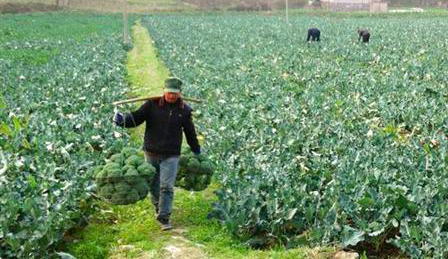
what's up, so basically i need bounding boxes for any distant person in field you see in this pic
[113,77,201,231]
[357,29,370,43]
[307,28,321,42]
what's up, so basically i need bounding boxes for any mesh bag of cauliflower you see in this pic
[94,147,156,205]
[175,147,215,191]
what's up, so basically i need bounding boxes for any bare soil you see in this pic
[0,3,59,14]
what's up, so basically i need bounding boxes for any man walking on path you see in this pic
[113,77,201,230]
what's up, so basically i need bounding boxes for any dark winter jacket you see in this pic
[118,96,200,156]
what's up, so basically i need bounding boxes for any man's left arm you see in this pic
[183,110,201,155]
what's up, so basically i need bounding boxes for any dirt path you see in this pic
[125,20,169,143]
[126,20,169,97]
[109,231,208,259]
[112,20,209,259]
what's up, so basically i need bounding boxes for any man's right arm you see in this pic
[182,110,201,154]
[114,101,151,128]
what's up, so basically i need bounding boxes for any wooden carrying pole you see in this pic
[113,96,202,106]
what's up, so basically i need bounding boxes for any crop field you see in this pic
[1,9,448,259]
[142,14,448,258]
[0,12,134,258]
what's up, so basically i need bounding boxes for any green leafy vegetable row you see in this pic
[0,12,134,258]
[142,14,448,258]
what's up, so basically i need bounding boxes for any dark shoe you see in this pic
[157,217,173,231]
[161,222,173,231]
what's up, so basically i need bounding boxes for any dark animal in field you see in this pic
[358,29,370,43]
[307,28,320,42]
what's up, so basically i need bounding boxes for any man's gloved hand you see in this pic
[113,112,124,126]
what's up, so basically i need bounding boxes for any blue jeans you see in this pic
[144,152,179,221]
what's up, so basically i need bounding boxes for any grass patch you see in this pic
[126,20,168,97]
[66,199,173,258]
[125,19,170,144]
